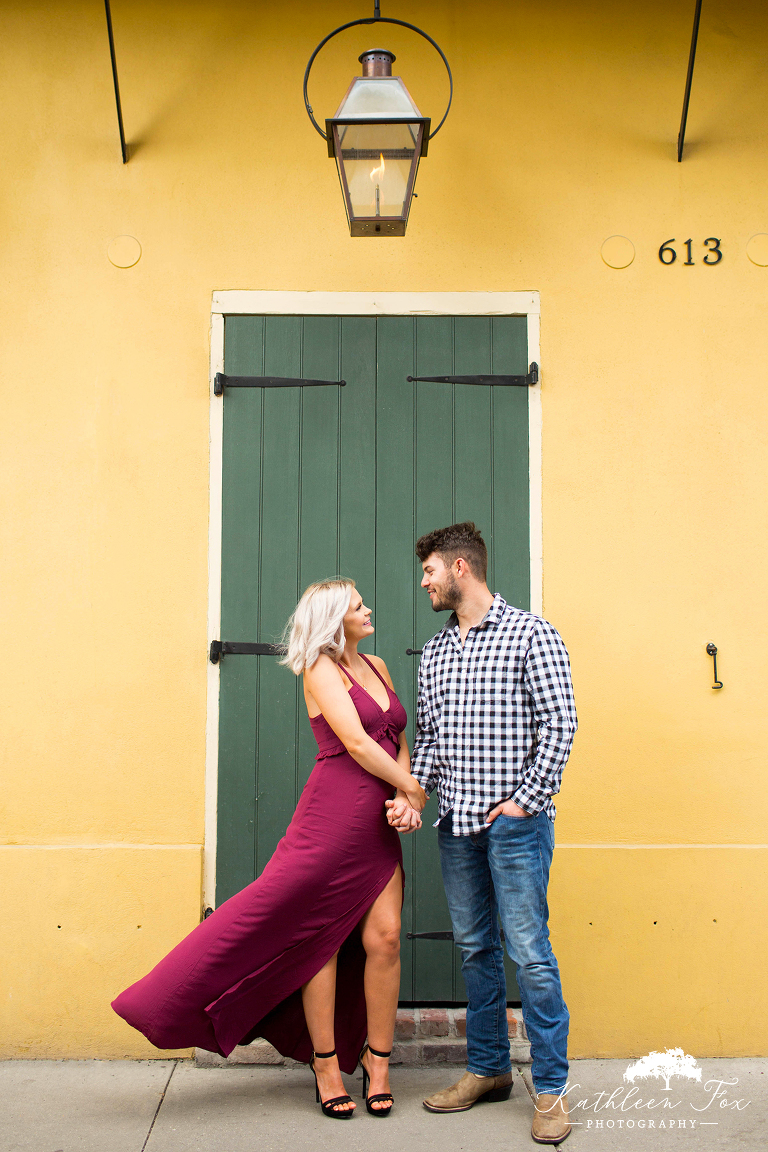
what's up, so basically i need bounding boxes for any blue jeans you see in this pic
[438,810,569,1094]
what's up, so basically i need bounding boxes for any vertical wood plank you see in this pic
[338,318,376,594]
[216,316,264,903]
[453,318,494,582]
[299,317,341,588]
[256,317,302,874]
[491,316,530,610]
[220,317,265,638]
[375,316,417,1000]
[412,316,457,1001]
[414,315,456,651]
[296,317,342,793]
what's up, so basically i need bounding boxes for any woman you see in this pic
[112,579,425,1119]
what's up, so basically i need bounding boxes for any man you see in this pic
[387,522,577,1145]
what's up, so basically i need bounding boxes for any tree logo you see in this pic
[624,1048,703,1092]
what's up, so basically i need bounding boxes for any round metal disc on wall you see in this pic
[601,235,635,269]
[107,236,142,268]
[746,233,768,266]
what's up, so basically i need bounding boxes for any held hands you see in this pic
[385,783,426,835]
[385,796,422,834]
[485,798,532,823]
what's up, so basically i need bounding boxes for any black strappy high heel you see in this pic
[310,1050,355,1119]
[360,1045,394,1117]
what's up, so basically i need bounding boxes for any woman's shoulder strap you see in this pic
[360,653,389,689]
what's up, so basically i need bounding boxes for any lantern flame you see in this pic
[370,153,385,184]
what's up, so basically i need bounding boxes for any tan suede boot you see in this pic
[531,1092,571,1143]
[423,1070,514,1113]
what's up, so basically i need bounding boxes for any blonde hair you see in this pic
[280,578,356,675]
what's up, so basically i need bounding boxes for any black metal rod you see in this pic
[104,0,127,163]
[677,0,703,162]
[706,642,723,689]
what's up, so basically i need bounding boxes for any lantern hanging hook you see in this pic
[303,6,453,143]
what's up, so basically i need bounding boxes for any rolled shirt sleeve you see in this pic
[512,620,578,815]
[410,656,441,796]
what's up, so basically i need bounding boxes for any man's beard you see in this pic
[430,572,462,612]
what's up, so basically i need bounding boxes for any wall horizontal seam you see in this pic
[557,843,768,849]
[0,843,203,850]
[4,842,761,850]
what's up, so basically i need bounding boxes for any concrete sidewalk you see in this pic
[2,1057,765,1151]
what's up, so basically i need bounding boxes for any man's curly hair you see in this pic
[415,521,488,582]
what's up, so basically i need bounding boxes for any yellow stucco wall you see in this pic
[1,0,766,1057]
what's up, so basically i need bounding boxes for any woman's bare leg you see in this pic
[301,951,355,1112]
[359,865,402,1109]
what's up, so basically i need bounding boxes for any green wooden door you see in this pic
[216,313,530,1002]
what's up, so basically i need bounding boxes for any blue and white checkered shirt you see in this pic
[411,594,577,836]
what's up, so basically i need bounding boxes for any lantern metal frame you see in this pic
[302,6,453,145]
[303,6,452,236]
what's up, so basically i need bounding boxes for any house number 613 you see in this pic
[659,238,722,265]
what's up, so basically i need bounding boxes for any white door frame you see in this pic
[205,291,542,905]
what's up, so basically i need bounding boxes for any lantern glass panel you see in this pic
[336,122,420,220]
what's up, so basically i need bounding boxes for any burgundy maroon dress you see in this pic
[112,655,406,1074]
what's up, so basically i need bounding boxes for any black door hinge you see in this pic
[214,373,346,396]
[407,930,454,940]
[407,362,538,387]
[210,641,287,664]
[407,928,505,941]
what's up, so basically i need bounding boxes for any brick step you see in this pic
[196,1008,531,1067]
